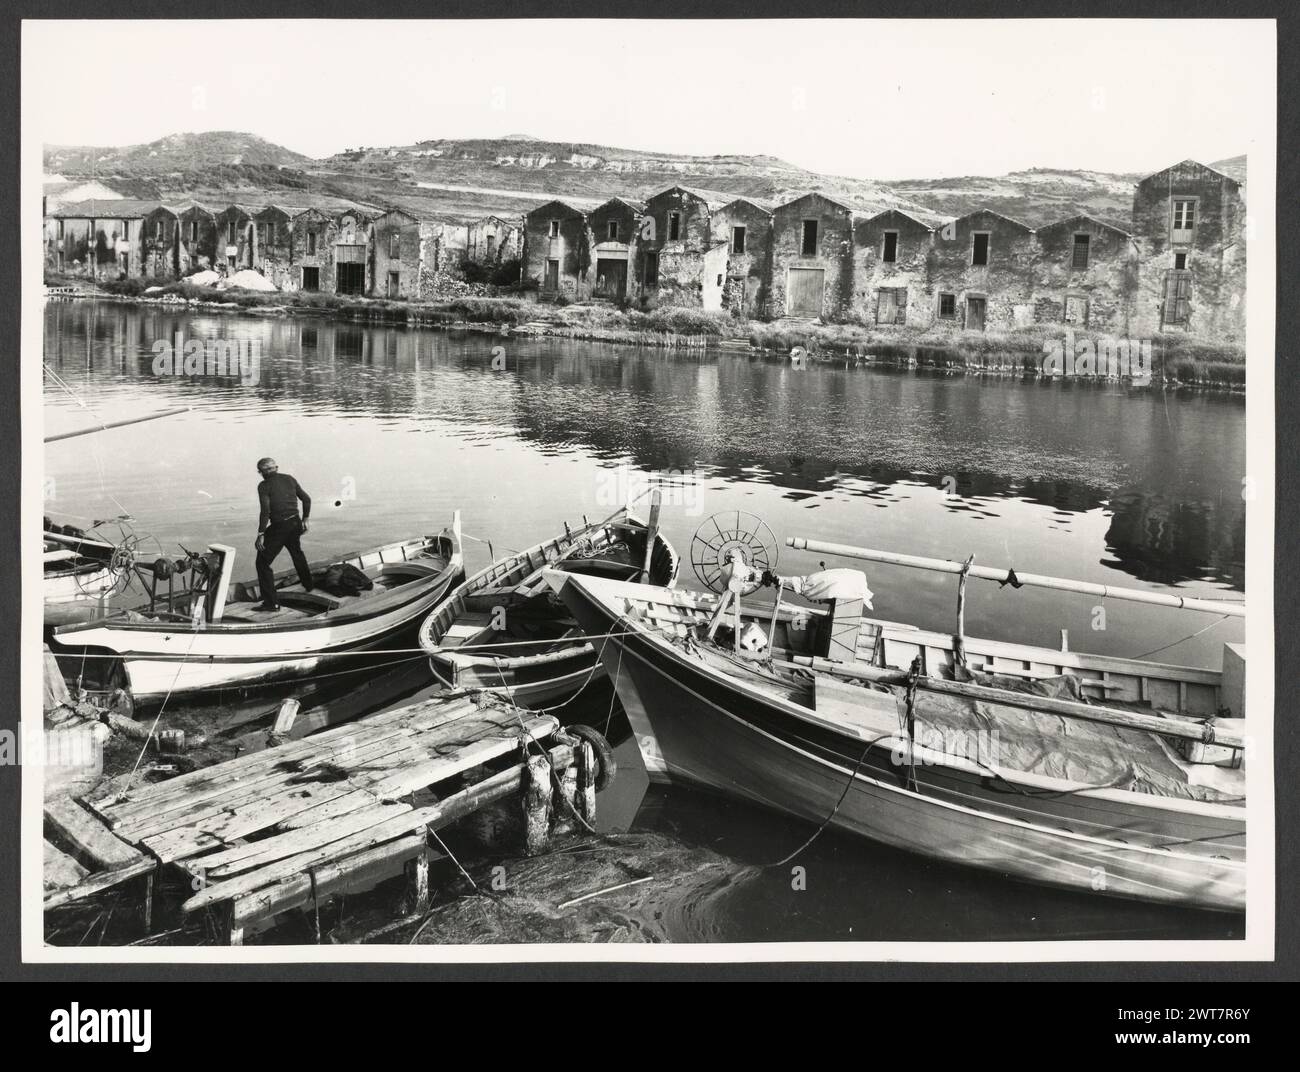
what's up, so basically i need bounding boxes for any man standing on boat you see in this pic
[253,457,314,612]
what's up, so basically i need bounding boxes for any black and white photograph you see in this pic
[16,13,1278,975]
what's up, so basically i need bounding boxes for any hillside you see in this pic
[43,131,312,175]
[43,132,1246,229]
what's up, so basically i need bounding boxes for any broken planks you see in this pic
[78,692,586,942]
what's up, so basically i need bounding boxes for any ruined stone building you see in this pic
[141,205,183,280]
[47,199,157,277]
[371,209,423,299]
[711,198,774,318]
[638,187,728,310]
[770,193,858,321]
[40,157,1246,344]
[178,204,219,275]
[466,216,523,266]
[1032,215,1137,335]
[587,197,644,301]
[522,199,590,300]
[853,209,935,328]
[1130,160,1246,343]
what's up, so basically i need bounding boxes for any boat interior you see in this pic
[614,583,1246,807]
[127,535,457,627]
[430,519,675,667]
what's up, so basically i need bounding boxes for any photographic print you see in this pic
[20,16,1276,964]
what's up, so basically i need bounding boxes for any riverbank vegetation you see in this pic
[48,273,1245,388]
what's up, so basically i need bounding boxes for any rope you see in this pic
[1130,614,1233,660]
[116,625,203,799]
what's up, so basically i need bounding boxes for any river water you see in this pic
[42,300,1247,942]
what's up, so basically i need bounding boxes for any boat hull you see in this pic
[556,575,1245,913]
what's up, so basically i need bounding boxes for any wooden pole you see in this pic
[522,754,553,856]
[777,654,1245,750]
[576,741,597,826]
[786,537,1246,618]
[45,406,192,443]
[639,489,662,582]
[955,554,973,667]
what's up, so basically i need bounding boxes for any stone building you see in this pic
[47,199,157,277]
[1033,215,1137,334]
[141,205,182,280]
[638,186,727,309]
[178,204,218,276]
[853,209,935,327]
[332,209,375,296]
[928,209,1038,331]
[372,208,422,299]
[522,200,589,300]
[291,208,335,293]
[587,197,643,301]
[466,215,522,267]
[214,205,256,272]
[711,198,773,318]
[1130,159,1246,343]
[770,192,856,320]
[254,205,296,289]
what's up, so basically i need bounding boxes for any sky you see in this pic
[25,19,1274,181]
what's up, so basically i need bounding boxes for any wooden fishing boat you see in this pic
[545,567,1247,912]
[50,515,464,706]
[43,525,121,626]
[419,507,679,705]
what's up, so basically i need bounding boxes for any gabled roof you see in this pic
[862,208,934,231]
[254,204,296,220]
[948,207,1035,232]
[526,198,586,220]
[1139,158,1242,187]
[774,190,856,214]
[52,198,163,219]
[718,196,774,216]
[1036,213,1131,238]
[644,185,728,210]
[591,196,645,214]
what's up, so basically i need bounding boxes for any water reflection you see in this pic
[44,301,1245,668]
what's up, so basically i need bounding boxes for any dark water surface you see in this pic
[42,301,1246,942]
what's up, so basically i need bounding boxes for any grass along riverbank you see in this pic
[50,274,1246,388]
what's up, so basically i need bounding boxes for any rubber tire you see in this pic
[566,724,616,791]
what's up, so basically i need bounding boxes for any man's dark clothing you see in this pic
[258,472,311,531]
[255,473,313,604]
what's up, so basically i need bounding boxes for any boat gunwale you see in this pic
[52,532,461,639]
[557,571,1248,827]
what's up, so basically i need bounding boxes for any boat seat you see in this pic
[276,591,343,612]
[379,562,441,580]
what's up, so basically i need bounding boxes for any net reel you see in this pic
[689,510,779,596]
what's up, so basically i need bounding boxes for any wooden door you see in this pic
[544,258,560,292]
[787,268,824,317]
[966,297,987,331]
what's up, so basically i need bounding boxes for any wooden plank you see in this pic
[44,839,88,892]
[127,704,528,846]
[44,797,148,872]
[184,742,575,914]
[139,712,553,862]
[199,803,415,879]
[96,696,476,829]
[121,734,430,846]
[43,856,156,911]
[230,833,432,926]
[138,743,430,862]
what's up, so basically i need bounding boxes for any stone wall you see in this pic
[712,199,773,318]
[770,193,855,320]
[853,210,934,328]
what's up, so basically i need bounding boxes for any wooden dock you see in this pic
[74,693,602,943]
